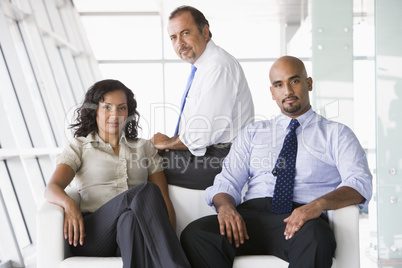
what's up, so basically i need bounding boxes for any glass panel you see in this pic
[240,61,278,121]
[211,20,281,59]
[311,0,354,128]
[0,170,24,267]
[0,50,31,249]
[41,37,77,114]
[353,60,376,152]
[287,21,312,58]
[353,18,375,57]
[6,16,56,148]
[375,0,402,261]
[164,62,191,136]
[80,15,162,60]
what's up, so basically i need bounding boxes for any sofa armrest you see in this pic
[37,201,66,268]
[328,205,360,268]
[37,186,80,268]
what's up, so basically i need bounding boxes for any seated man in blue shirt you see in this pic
[180,56,373,268]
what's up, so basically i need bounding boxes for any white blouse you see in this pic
[57,132,163,212]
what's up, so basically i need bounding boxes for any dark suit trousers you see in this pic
[70,182,190,268]
[181,198,336,268]
[161,144,231,190]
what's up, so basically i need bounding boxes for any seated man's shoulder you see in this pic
[238,120,274,141]
[308,114,355,137]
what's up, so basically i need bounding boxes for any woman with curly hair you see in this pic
[45,79,190,268]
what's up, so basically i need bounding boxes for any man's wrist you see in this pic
[311,197,327,211]
[168,136,188,150]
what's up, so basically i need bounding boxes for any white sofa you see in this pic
[37,185,360,268]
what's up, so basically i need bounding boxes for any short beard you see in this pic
[182,52,196,63]
[283,102,301,114]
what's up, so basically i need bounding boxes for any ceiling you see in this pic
[160,0,308,25]
[72,0,309,26]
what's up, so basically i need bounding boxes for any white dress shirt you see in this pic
[206,108,373,210]
[178,40,255,156]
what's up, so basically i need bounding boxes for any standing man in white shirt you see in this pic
[151,6,255,190]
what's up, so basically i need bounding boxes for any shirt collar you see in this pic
[277,107,315,131]
[81,131,132,147]
[79,132,103,145]
[193,40,216,69]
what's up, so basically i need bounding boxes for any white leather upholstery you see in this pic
[168,185,216,236]
[37,185,360,267]
[60,257,122,268]
[233,255,288,267]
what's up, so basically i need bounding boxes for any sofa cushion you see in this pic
[60,257,122,268]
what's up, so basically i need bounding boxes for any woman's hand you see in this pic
[44,164,85,246]
[64,199,86,246]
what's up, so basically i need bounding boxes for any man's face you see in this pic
[167,11,209,64]
[269,59,313,118]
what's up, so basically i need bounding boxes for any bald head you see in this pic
[269,56,312,118]
[269,56,308,84]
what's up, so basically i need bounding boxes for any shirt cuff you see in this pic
[179,135,207,156]
[205,181,242,211]
[337,180,372,209]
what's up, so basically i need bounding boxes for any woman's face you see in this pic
[96,90,128,142]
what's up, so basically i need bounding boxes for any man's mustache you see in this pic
[179,46,191,53]
[282,96,299,103]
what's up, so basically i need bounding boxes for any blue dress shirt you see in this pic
[206,108,372,210]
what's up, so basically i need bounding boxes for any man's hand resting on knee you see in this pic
[213,193,249,248]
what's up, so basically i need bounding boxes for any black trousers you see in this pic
[161,144,231,190]
[181,198,336,268]
[70,182,190,268]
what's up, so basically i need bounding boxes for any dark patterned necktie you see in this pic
[174,65,197,136]
[271,119,300,214]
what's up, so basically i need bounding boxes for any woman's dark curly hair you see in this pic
[70,79,140,140]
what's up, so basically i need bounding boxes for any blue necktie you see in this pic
[174,65,197,136]
[271,119,300,214]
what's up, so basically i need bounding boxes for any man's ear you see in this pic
[307,77,313,91]
[202,25,210,40]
